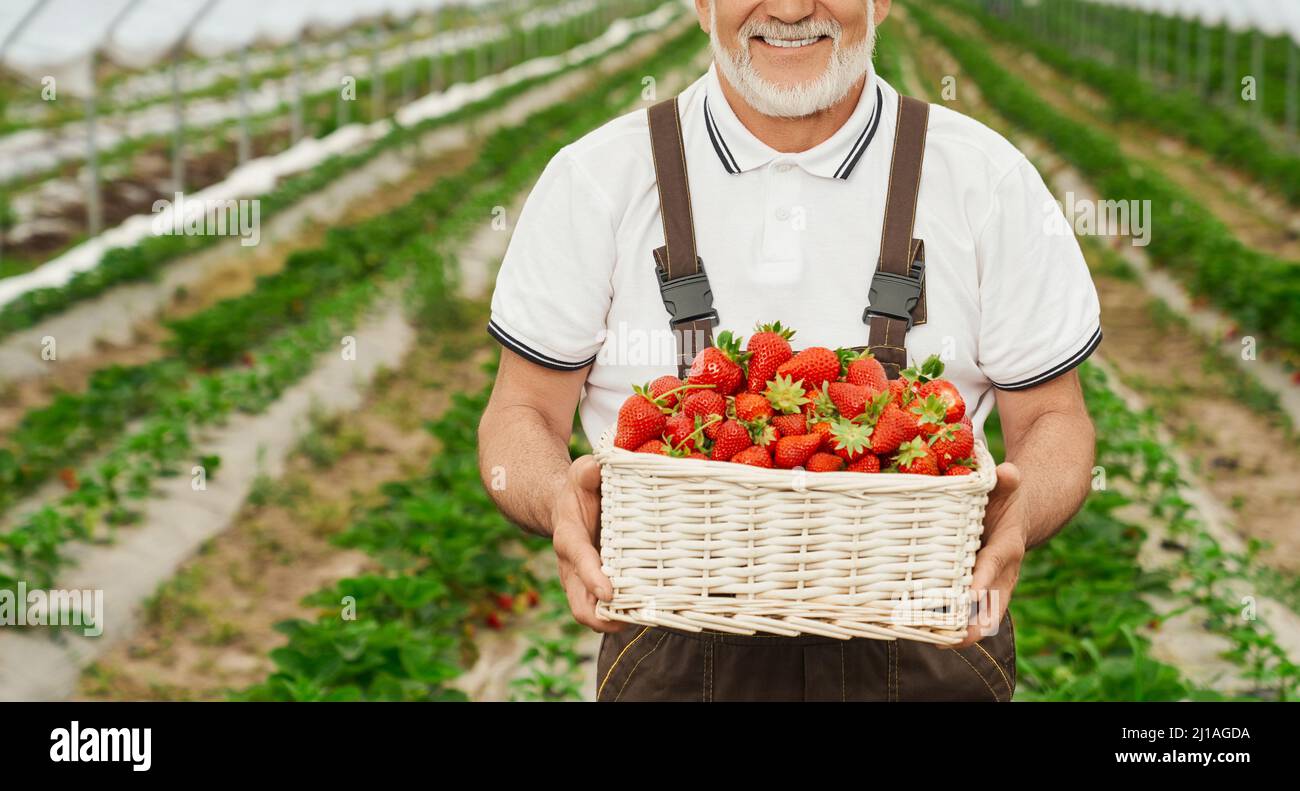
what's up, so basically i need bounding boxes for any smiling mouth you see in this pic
[754,35,829,49]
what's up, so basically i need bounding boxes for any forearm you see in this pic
[477,403,574,538]
[1003,409,1095,549]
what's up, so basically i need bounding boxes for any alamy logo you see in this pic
[49,721,151,772]
[0,582,102,637]
[151,192,261,247]
[1043,191,1152,246]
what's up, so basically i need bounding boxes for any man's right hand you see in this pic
[550,455,624,633]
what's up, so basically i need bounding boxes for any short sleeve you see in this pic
[487,147,615,370]
[975,156,1101,390]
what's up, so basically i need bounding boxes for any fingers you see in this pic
[970,537,1012,595]
[559,564,624,633]
[992,461,1022,496]
[570,454,602,493]
[554,519,612,600]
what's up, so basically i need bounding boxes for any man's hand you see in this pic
[945,461,1028,650]
[551,455,624,633]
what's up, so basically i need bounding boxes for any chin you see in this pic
[751,53,831,84]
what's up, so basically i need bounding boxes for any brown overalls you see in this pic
[595,90,1016,702]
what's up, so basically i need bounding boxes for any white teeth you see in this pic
[760,36,821,48]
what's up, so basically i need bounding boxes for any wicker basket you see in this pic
[592,430,997,645]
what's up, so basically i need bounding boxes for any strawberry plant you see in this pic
[0,0,677,339]
[944,0,1300,206]
[909,1,1300,353]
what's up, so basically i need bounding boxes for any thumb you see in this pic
[571,454,602,493]
[992,461,1022,497]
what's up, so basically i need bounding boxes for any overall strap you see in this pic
[647,97,718,377]
[865,94,930,379]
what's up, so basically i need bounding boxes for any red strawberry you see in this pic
[870,400,919,455]
[687,330,749,396]
[683,390,727,438]
[826,382,871,419]
[776,346,839,392]
[635,439,669,454]
[763,373,811,415]
[918,379,965,423]
[665,412,703,452]
[525,590,541,607]
[896,437,940,475]
[58,467,79,491]
[745,321,795,393]
[615,385,672,450]
[734,392,774,422]
[711,420,753,461]
[844,353,889,393]
[485,612,504,630]
[810,420,834,447]
[773,434,824,469]
[649,375,685,408]
[945,465,974,476]
[910,395,949,437]
[827,419,873,463]
[748,420,778,448]
[771,413,808,437]
[731,445,773,467]
[806,452,845,472]
[929,422,974,470]
[495,594,514,611]
[888,378,912,406]
[847,454,881,473]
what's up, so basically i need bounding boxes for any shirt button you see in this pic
[776,163,794,173]
[775,207,790,221]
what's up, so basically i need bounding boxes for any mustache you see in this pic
[738,17,843,43]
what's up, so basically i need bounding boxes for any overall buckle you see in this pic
[657,258,719,328]
[862,261,925,330]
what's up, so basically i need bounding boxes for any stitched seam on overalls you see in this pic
[889,642,897,702]
[953,648,1002,702]
[597,626,649,700]
[1007,614,1018,692]
[840,644,846,702]
[974,642,1013,699]
[648,106,675,274]
[703,638,713,702]
[672,98,699,264]
[615,630,670,702]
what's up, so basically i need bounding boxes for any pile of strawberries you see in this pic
[614,322,977,475]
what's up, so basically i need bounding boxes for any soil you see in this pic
[4,125,293,271]
[927,6,1300,262]
[75,313,497,700]
[892,8,1300,574]
[0,142,481,440]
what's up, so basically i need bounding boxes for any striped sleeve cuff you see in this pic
[991,325,1102,391]
[486,318,597,372]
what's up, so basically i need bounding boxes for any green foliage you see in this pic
[947,0,1300,206]
[0,0,672,338]
[998,363,1298,700]
[240,27,710,701]
[909,0,1300,353]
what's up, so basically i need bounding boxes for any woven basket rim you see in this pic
[593,428,996,494]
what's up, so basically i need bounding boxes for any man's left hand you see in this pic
[943,461,1028,650]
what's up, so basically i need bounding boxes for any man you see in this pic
[478,0,1098,701]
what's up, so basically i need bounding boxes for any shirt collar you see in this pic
[702,61,883,180]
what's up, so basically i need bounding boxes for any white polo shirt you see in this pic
[488,62,1101,446]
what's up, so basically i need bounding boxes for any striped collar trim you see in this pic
[701,67,883,181]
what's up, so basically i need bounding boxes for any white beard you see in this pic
[710,0,877,119]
